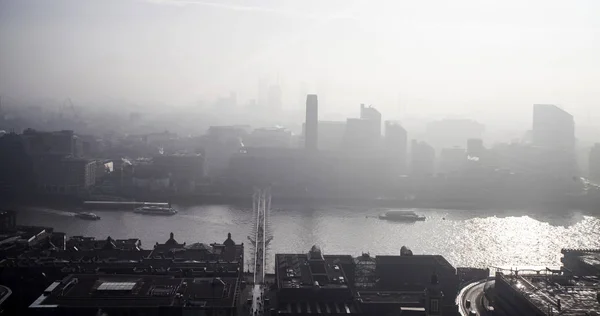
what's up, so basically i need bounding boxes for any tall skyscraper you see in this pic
[305,94,318,152]
[532,104,577,177]
[360,104,382,137]
[532,104,575,149]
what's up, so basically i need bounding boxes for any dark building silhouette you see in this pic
[21,129,82,157]
[532,104,575,150]
[0,210,16,230]
[0,133,34,193]
[0,231,244,315]
[384,121,408,175]
[29,274,240,316]
[305,94,319,152]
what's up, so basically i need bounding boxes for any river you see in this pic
[14,204,600,271]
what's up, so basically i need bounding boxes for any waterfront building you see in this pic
[494,271,600,315]
[0,232,244,315]
[274,246,459,316]
[33,156,97,194]
[29,274,239,316]
[274,245,361,315]
[152,153,205,193]
[305,94,319,152]
[532,104,575,150]
[561,248,600,276]
[375,254,459,315]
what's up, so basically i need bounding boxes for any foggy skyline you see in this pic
[2,0,600,127]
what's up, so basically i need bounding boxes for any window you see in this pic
[430,299,439,313]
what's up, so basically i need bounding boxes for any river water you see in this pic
[15,204,600,271]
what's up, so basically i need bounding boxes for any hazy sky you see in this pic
[1,0,600,125]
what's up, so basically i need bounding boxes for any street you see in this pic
[457,279,493,316]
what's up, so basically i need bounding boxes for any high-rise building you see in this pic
[411,140,435,176]
[590,143,600,180]
[344,104,382,152]
[360,104,382,138]
[305,94,318,152]
[532,104,578,177]
[532,104,575,149]
[384,121,408,174]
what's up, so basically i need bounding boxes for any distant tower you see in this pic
[305,94,318,152]
[424,272,444,316]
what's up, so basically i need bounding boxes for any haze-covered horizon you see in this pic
[2,0,600,127]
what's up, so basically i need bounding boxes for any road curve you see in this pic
[456,279,490,316]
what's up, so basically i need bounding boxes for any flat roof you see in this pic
[356,291,423,304]
[499,273,600,315]
[276,254,352,290]
[31,274,238,308]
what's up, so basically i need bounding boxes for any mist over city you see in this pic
[1,1,600,315]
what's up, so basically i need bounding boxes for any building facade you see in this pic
[305,94,319,152]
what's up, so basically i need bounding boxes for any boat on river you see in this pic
[134,205,178,216]
[75,212,101,220]
[378,210,425,222]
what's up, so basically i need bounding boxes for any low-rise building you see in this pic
[561,248,600,276]
[494,271,600,315]
[29,274,239,316]
[274,245,361,315]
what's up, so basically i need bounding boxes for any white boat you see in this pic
[75,212,101,220]
[378,210,425,222]
[134,205,178,216]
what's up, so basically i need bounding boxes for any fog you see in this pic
[2,0,600,129]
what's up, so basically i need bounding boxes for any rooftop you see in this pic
[276,250,352,290]
[499,273,600,315]
[277,301,359,314]
[376,255,456,273]
[356,291,423,305]
[30,274,238,309]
